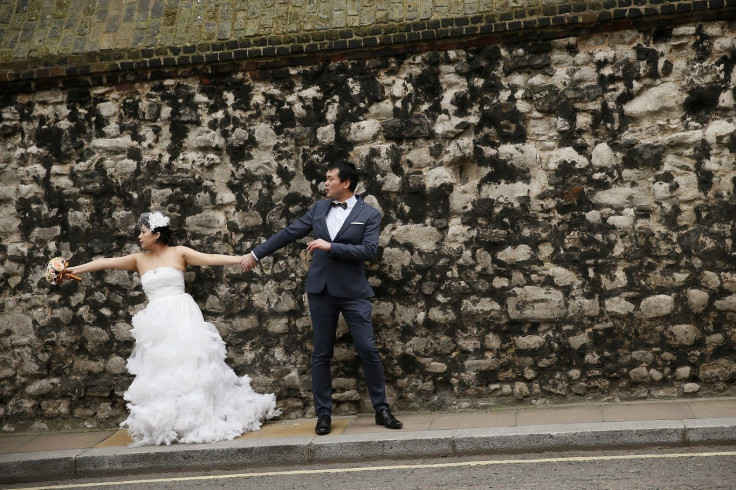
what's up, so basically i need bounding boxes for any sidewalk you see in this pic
[1,397,735,485]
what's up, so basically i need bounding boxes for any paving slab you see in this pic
[0,434,38,454]
[601,402,694,422]
[343,413,433,434]
[429,410,516,430]
[95,429,134,448]
[516,405,604,426]
[687,399,736,418]
[14,430,117,453]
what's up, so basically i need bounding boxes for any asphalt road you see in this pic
[10,446,736,490]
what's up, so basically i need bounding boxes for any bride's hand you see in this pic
[240,254,258,272]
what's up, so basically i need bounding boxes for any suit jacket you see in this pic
[252,196,380,298]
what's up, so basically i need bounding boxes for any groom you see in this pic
[240,160,402,435]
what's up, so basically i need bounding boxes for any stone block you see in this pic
[507,287,565,321]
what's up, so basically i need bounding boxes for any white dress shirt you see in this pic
[326,195,357,240]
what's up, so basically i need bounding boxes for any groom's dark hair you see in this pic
[329,160,359,192]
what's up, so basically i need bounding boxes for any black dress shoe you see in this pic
[375,408,403,429]
[315,414,331,435]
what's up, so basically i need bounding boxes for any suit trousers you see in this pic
[307,290,389,416]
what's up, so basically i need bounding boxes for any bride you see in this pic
[67,211,280,446]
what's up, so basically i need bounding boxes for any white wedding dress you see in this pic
[120,265,280,447]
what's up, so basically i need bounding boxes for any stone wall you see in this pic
[1,10,736,429]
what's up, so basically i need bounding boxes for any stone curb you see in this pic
[2,418,735,485]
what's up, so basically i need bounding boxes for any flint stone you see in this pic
[317,125,335,144]
[630,366,650,383]
[428,362,447,373]
[382,115,431,139]
[187,127,225,149]
[0,205,22,234]
[549,266,580,287]
[111,323,133,341]
[623,82,685,118]
[332,390,360,401]
[426,166,455,189]
[349,119,381,143]
[568,297,600,317]
[381,247,411,280]
[83,326,110,351]
[543,146,589,170]
[515,335,546,351]
[25,379,57,396]
[605,297,636,316]
[105,356,127,375]
[435,115,471,138]
[96,102,118,117]
[90,135,136,153]
[461,297,501,317]
[404,147,434,169]
[465,359,499,371]
[497,244,532,264]
[675,366,692,380]
[686,289,709,312]
[701,271,721,290]
[706,334,725,346]
[666,324,699,346]
[683,383,701,393]
[186,211,226,232]
[592,143,616,168]
[0,185,17,202]
[704,120,736,146]
[639,295,674,318]
[507,287,565,321]
[714,295,736,311]
[0,312,36,345]
[513,382,530,399]
[427,307,456,323]
[698,360,735,382]
[390,224,442,252]
[591,186,651,207]
[568,333,590,350]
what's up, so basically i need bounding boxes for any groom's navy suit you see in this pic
[252,195,388,415]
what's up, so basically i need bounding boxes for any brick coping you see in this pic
[1,0,735,93]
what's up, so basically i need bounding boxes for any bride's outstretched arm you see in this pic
[67,254,139,275]
[180,246,241,267]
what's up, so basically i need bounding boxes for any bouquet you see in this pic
[45,257,82,285]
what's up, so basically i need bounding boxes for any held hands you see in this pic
[240,253,258,272]
[241,240,330,273]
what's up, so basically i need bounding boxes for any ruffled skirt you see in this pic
[120,293,280,446]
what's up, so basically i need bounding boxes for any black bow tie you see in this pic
[331,200,348,209]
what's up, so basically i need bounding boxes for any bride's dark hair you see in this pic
[137,213,172,245]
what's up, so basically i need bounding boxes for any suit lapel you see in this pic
[334,197,365,241]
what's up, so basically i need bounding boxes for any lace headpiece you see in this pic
[147,211,170,231]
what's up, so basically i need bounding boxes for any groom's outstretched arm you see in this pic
[244,204,316,267]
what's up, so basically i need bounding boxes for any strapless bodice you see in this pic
[141,266,185,302]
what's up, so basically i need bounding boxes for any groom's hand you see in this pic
[240,253,258,272]
[306,239,331,253]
